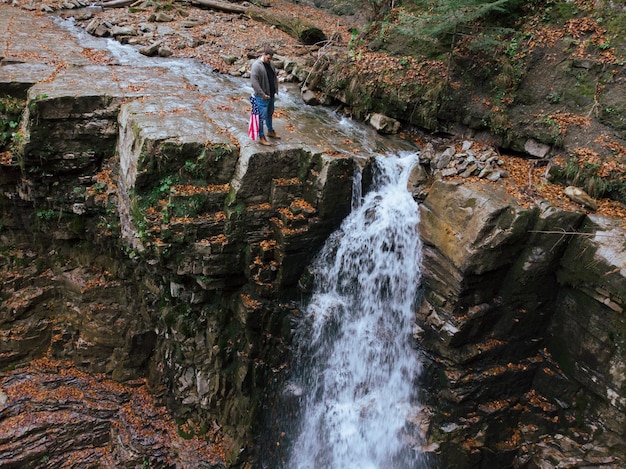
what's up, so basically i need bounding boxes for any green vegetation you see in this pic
[322,0,543,130]
[357,0,528,57]
[36,209,57,221]
[129,175,174,241]
[0,96,25,152]
[605,12,626,49]
[162,302,202,337]
[182,144,231,180]
[541,0,580,23]
[170,194,204,218]
[403,0,524,37]
[562,155,626,200]
[131,141,231,246]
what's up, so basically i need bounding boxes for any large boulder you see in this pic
[419,180,534,277]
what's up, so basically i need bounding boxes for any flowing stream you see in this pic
[288,152,425,469]
[55,16,416,156]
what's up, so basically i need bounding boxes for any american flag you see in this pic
[248,95,260,140]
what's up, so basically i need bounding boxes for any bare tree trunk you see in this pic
[248,8,327,45]
[98,0,136,9]
[187,0,248,14]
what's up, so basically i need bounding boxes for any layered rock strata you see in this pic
[415,178,625,468]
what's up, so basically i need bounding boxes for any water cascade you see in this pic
[288,152,425,469]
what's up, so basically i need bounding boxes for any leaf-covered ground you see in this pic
[0,356,228,467]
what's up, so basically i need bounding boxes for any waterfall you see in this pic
[288,152,425,469]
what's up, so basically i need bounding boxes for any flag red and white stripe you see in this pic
[248,95,260,140]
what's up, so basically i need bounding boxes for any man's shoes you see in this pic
[267,130,281,139]
[258,137,272,146]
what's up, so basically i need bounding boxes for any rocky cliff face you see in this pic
[414,177,625,468]
[1,4,625,468]
[0,5,394,464]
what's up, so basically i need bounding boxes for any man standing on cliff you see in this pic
[250,48,280,146]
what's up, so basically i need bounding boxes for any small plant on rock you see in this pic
[0,96,25,152]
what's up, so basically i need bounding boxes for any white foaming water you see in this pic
[288,152,424,469]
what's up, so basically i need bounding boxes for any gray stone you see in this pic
[524,138,551,158]
[419,180,534,275]
[85,18,109,37]
[181,19,203,28]
[460,163,478,178]
[435,147,455,169]
[486,155,499,166]
[407,162,429,190]
[368,112,401,134]
[138,22,156,32]
[158,46,173,57]
[477,167,493,179]
[154,11,174,22]
[139,40,162,56]
[301,89,319,105]
[441,167,458,177]
[419,142,435,163]
[110,26,136,37]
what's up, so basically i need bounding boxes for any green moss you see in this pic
[573,71,596,99]
[68,214,85,235]
[605,12,626,48]
[36,209,56,221]
[0,96,25,151]
[543,1,580,24]
[574,389,589,427]
[487,109,512,135]
[163,303,199,338]
[162,307,177,328]
[556,155,626,201]
[609,316,626,356]
[599,99,626,131]
[170,194,204,218]
[374,15,446,59]
[177,424,195,440]
[324,55,447,126]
